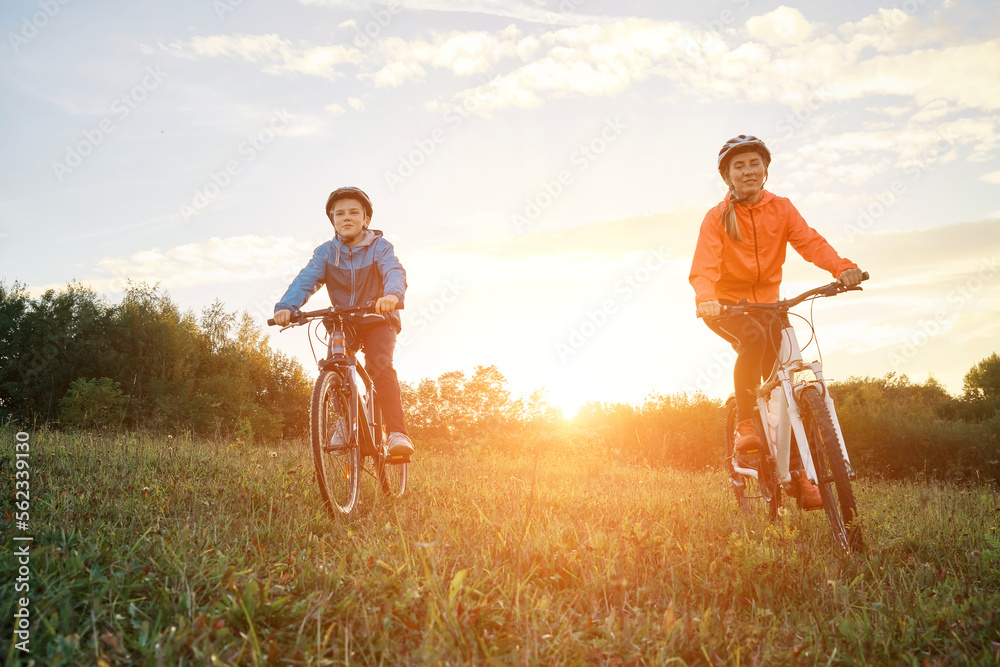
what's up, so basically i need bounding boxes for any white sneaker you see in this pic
[386,432,414,457]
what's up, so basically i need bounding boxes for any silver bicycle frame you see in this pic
[732,318,855,486]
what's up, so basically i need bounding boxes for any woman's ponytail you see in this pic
[721,187,742,242]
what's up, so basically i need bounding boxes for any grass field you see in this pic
[2,429,1000,665]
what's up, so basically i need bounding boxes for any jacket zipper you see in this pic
[750,208,761,302]
[349,246,356,306]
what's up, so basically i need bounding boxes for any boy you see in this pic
[274,186,413,457]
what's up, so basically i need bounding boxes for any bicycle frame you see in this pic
[319,318,383,459]
[732,313,854,490]
[341,358,382,457]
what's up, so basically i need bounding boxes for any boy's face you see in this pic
[331,197,369,244]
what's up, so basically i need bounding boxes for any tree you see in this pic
[963,352,1000,401]
[463,365,515,432]
[59,377,127,430]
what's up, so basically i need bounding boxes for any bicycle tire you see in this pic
[310,369,360,516]
[799,386,863,552]
[377,453,408,497]
[725,398,779,522]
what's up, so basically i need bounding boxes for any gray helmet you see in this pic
[325,186,373,222]
[717,135,771,178]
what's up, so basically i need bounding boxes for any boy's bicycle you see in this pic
[717,273,868,551]
[269,303,408,517]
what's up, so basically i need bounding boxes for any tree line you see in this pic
[2,281,997,480]
[0,281,311,442]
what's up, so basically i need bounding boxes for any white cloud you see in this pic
[297,0,612,27]
[745,6,818,46]
[169,34,364,80]
[838,8,954,54]
[433,8,1000,117]
[325,103,346,115]
[347,97,365,111]
[93,236,316,290]
[432,24,523,75]
[368,59,426,87]
[982,170,1000,184]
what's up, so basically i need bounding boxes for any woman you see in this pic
[689,134,864,509]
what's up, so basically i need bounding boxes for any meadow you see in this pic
[2,429,1000,665]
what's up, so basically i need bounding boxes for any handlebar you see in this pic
[704,271,869,318]
[267,301,403,327]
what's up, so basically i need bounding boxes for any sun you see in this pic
[542,387,590,421]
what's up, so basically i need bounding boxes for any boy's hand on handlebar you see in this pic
[838,268,865,287]
[375,294,399,314]
[697,300,722,319]
[274,309,293,326]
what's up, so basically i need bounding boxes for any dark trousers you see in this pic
[346,320,409,436]
[705,304,783,422]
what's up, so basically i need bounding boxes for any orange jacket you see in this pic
[689,190,857,305]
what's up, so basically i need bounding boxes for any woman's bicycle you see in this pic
[718,274,868,551]
[269,303,408,517]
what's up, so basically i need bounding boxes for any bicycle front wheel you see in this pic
[799,386,863,552]
[725,398,779,522]
[311,370,359,516]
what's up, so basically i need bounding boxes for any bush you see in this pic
[58,377,127,430]
[831,374,1000,483]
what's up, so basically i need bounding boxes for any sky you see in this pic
[2,0,999,417]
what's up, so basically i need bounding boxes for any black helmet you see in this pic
[325,186,373,222]
[717,135,771,178]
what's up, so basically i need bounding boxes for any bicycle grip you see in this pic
[862,271,869,281]
[267,318,276,326]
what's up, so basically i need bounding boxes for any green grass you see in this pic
[2,430,1000,665]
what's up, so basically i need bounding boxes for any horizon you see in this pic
[3,0,999,417]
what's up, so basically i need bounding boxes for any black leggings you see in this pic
[705,305,783,422]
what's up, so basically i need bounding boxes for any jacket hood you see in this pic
[333,229,383,266]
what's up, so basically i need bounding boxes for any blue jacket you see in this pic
[275,230,407,332]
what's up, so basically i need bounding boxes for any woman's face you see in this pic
[726,150,767,199]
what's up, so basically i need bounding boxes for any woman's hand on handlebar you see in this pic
[838,268,865,287]
[273,309,293,326]
[697,300,722,319]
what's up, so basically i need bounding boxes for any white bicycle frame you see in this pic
[732,316,854,488]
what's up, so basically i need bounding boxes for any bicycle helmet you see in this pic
[717,134,771,179]
[325,186,373,222]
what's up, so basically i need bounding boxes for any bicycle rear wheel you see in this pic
[725,398,779,521]
[799,386,863,552]
[378,455,408,497]
[372,401,407,497]
[311,370,359,516]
